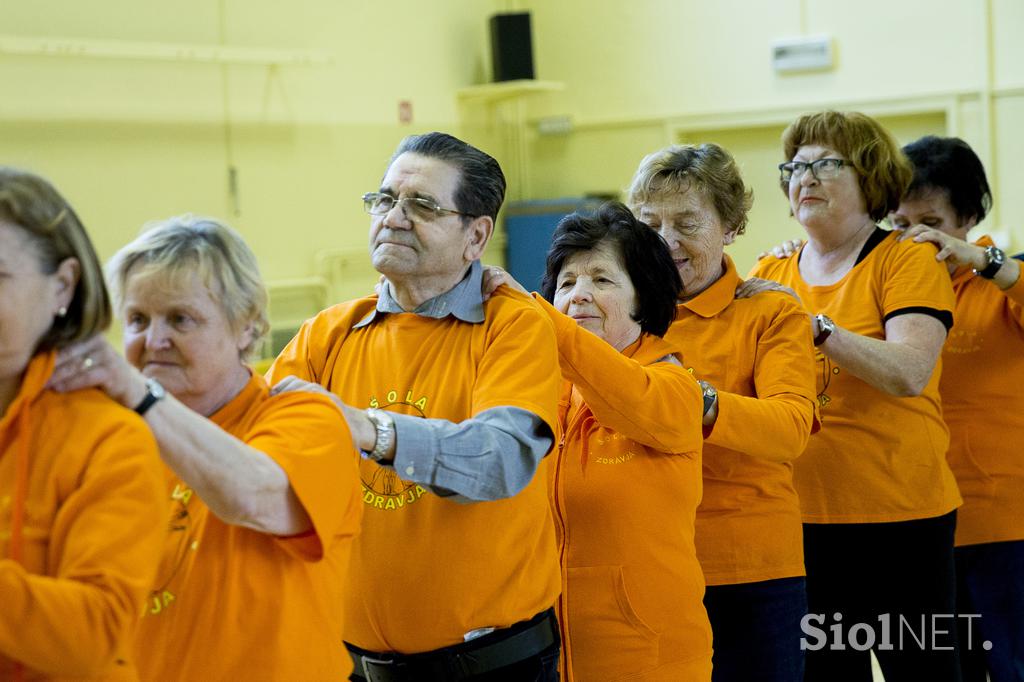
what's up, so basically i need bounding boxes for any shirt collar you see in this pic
[353,260,485,329]
[677,253,741,318]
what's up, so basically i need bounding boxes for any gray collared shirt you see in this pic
[356,261,553,503]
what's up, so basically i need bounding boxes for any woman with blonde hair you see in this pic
[751,111,961,681]
[0,167,166,680]
[49,215,364,680]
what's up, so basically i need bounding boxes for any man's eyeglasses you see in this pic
[778,158,847,183]
[362,192,473,222]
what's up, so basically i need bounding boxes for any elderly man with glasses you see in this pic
[269,132,563,681]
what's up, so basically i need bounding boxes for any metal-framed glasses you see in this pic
[778,158,847,183]
[361,192,472,222]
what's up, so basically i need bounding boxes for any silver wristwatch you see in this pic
[698,380,718,417]
[813,314,836,346]
[363,408,396,463]
[974,245,1006,279]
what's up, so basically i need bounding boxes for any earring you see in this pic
[56,306,68,317]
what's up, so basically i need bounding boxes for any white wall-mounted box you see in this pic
[772,35,834,73]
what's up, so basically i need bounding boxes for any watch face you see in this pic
[147,379,166,399]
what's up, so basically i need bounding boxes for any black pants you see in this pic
[802,511,961,682]
[956,540,1024,682]
[704,576,807,682]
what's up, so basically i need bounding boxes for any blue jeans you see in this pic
[956,540,1024,682]
[703,576,807,682]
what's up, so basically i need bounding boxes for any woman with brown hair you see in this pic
[751,111,961,681]
[0,167,167,680]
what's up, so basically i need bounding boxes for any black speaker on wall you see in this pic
[490,12,534,82]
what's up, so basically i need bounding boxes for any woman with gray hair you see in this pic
[49,215,364,680]
[627,143,819,682]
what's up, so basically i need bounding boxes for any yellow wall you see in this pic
[3,0,1023,318]
[0,0,507,334]
[521,0,1024,273]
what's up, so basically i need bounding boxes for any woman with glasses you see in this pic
[750,111,961,682]
[0,167,166,681]
[47,215,364,680]
[891,136,1024,682]
[627,143,819,682]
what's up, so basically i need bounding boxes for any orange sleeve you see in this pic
[533,294,704,453]
[470,291,562,437]
[881,240,956,319]
[0,417,167,676]
[706,296,820,461]
[244,392,363,562]
[1002,263,1024,316]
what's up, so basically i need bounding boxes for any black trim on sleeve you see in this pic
[854,227,891,265]
[883,306,953,331]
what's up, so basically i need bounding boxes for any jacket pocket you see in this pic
[566,565,659,675]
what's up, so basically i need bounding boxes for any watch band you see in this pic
[133,378,166,416]
[975,245,1005,279]
[698,380,717,417]
[364,408,396,463]
[813,314,836,346]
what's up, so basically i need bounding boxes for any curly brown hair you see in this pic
[627,143,753,236]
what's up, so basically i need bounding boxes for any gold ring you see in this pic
[82,356,95,370]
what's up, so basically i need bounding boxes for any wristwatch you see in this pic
[813,314,836,346]
[363,408,396,463]
[974,245,1006,279]
[133,378,166,416]
[698,380,718,417]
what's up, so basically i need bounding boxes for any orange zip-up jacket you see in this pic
[0,352,167,681]
[533,295,713,682]
[132,372,363,681]
[269,288,561,654]
[751,231,961,523]
[666,255,818,585]
[941,236,1024,547]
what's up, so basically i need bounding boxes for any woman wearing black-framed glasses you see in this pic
[752,111,962,682]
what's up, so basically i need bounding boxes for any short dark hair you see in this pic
[902,136,992,224]
[0,167,111,350]
[781,111,912,221]
[540,202,681,337]
[389,132,506,221]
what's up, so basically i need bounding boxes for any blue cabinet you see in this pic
[504,198,603,293]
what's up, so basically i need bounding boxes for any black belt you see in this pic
[348,608,559,682]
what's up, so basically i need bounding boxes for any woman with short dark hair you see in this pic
[893,135,1023,682]
[485,201,713,680]
[0,167,167,680]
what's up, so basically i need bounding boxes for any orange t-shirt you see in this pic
[537,293,711,682]
[132,372,363,681]
[269,288,562,654]
[0,352,167,681]
[751,231,961,523]
[665,254,819,585]
[941,236,1024,546]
